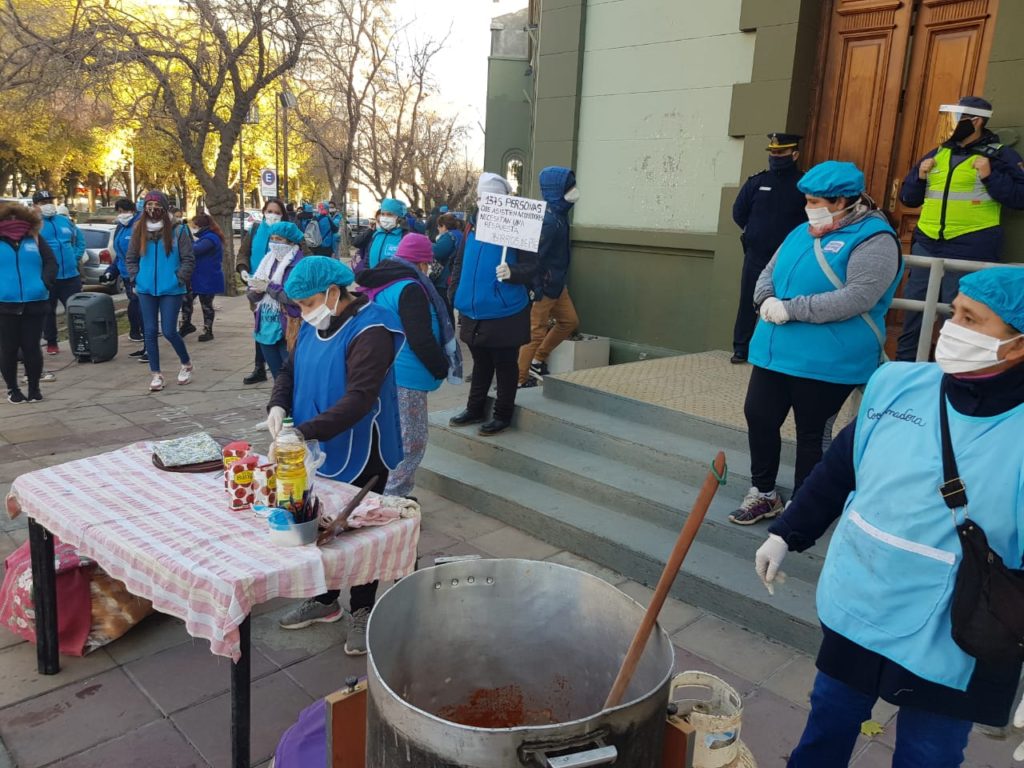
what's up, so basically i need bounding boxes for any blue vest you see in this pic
[114,215,138,277]
[40,215,79,280]
[367,229,404,268]
[250,222,272,274]
[818,363,1024,691]
[317,216,336,250]
[453,233,529,320]
[291,303,405,482]
[374,279,444,392]
[748,213,900,385]
[135,228,185,296]
[0,238,48,304]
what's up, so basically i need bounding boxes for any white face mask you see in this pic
[935,321,1023,374]
[146,220,164,232]
[805,206,834,228]
[40,204,57,218]
[116,213,134,226]
[378,215,397,231]
[263,213,282,226]
[269,241,294,261]
[564,187,580,204]
[301,289,341,330]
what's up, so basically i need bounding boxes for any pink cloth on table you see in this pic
[7,442,420,661]
[0,540,93,656]
[315,483,412,529]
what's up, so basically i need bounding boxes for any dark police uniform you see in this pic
[731,133,807,361]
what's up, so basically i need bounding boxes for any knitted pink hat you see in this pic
[394,233,434,264]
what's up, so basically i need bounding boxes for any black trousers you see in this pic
[43,276,82,345]
[0,313,45,391]
[466,345,519,422]
[732,252,768,358]
[744,366,855,495]
[316,463,389,611]
[181,291,215,329]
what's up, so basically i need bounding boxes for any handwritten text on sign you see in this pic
[475,194,547,252]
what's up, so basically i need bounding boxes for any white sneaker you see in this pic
[177,363,193,385]
[149,373,164,392]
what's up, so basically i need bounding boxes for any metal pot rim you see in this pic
[367,558,676,734]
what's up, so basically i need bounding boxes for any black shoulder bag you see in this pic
[941,380,1024,663]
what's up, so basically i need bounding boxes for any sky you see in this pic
[391,0,529,164]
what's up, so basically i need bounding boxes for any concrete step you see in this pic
[418,445,821,654]
[430,409,825,583]
[542,374,799,468]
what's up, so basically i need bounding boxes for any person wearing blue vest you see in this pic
[125,190,195,393]
[449,172,538,436]
[360,233,452,498]
[897,96,1024,362]
[731,161,902,525]
[754,267,1024,767]
[268,257,404,656]
[33,190,85,356]
[352,198,408,274]
[0,202,57,403]
[304,203,338,257]
[236,197,287,385]
[102,198,144,345]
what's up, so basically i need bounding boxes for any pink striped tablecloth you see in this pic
[7,442,420,660]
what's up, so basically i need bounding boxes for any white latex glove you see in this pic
[755,534,788,595]
[267,406,286,440]
[1013,697,1024,761]
[248,276,268,292]
[496,263,511,282]
[759,297,790,325]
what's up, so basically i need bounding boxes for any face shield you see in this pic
[936,103,993,145]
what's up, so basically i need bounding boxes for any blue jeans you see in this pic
[789,672,972,767]
[137,293,190,374]
[259,339,289,378]
[895,241,963,362]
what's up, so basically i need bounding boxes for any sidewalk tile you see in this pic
[469,525,560,560]
[50,718,207,768]
[963,727,1018,765]
[851,741,895,767]
[172,670,313,768]
[252,607,348,669]
[672,615,796,684]
[545,550,627,586]
[672,644,759,698]
[416,542,491,570]
[761,654,816,709]
[416,528,458,556]
[125,639,276,714]
[0,668,159,768]
[419,501,506,541]
[616,580,704,633]
[0,644,117,709]
[734,687,809,767]
[284,645,368,700]
[104,613,190,666]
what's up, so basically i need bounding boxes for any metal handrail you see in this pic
[890,254,1024,362]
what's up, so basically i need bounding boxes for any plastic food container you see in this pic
[267,516,320,547]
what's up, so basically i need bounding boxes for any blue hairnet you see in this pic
[266,221,305,243]
[380,198,406,216]
[284,256,355,300]
[797,161,865,198]
[959,267,1024,332]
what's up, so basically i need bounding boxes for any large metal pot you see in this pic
[367,559,675,767]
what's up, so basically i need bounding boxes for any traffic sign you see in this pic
[260,168,277,198]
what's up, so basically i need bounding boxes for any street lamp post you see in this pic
[279,91,297,205]
[239,106,260,218]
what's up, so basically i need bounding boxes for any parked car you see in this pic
[348,217,371,237]
[78,223,121,294]
[232,209,262,234]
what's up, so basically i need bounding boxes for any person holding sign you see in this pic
[518,166,580,387]
[449,173,537,436]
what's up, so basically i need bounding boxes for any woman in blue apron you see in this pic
[755,267,1024,766]
[266,257,404,657]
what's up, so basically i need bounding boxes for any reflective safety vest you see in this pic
[918,146,1001,240]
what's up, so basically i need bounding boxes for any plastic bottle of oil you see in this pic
[274,418,307,506]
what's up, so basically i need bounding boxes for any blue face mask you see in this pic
[768,155,796,171]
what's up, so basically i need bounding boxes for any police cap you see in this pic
[766,133,802,151]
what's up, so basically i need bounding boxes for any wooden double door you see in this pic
[806,0,1000,251]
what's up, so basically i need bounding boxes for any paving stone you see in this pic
[0,460,41,485]
[0,644,117,709]
[672,643,759,699]
[672,614,796,684]
[963,727,1019,766]
[103,612,190,666]
[616,580,704,633]
[124,638,277,714]
[761,654,816,709]
[850,741,895,767]
[283,645,368,700]
[418,498,506,541]
[415,541,491,570]
[0,668,160,767]
[172,670,314,768]
[0,739,12,768]
[544,550,628,586]
[469,525,561,560]
[734,687,811,767]
[251,605,348,669]
[46,717,208,768]
[415,527,458,556]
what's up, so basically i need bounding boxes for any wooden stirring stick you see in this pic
[315,476,379,546]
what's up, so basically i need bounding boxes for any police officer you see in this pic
[897,96,1024,361]
[754,266,1024,766]
[730,133,807,364]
